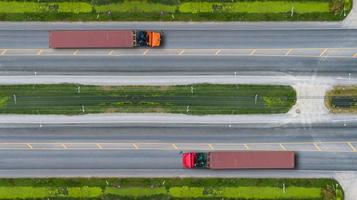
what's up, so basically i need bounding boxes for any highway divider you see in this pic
[0,177,343,199]
[0,84,296,115]
[325,85,357,113]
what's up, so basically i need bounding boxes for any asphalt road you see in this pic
[0,150,355,171]
[0,123,356,171]
[1,55,356,76]
[1,29,357,49]
[0,122,356,144]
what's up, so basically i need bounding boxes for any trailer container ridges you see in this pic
[183,151,295,169]
[49,30,161,48]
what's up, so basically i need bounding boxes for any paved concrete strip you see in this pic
[0,48,356,58]
[0,142,356,152]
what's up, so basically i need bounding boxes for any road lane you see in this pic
[0,55,356,76]
[0,123,357,144]
[1,29,357,49]
[0,150,180,169]
[0,123,355,171]
[0,149,355,171]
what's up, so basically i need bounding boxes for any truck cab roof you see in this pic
[182,152,195,169]
[148,31,161,47]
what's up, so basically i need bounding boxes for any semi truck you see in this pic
[182,151,295,169]
[49,30,161,48]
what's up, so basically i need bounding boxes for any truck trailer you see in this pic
[49,30,161,48]
[182,151,295,169]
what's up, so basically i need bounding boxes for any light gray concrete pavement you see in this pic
[0,22,345,31]
[1,48,357,58]
[343,0,357,28]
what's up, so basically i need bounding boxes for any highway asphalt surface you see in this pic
[1,29,357,49]
[0,123,356,171]
[1,55,357,76]
[0,122,356,144]
[0,150,356,171]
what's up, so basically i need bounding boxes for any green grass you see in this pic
[0,187,57,199]
[179,1,330,13]
[0,1,92,13]
[0,84,296,115]
[0,0,351,21]
[0,178,343,200]
[95,1,177,13]
[221,186,321,199]
[105,187,167,197]
[67,186,102,198]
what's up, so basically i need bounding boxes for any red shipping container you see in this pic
[49,30,134,48]
[208,151,295,169]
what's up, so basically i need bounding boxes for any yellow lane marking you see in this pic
[215,49,221,55]
[172,144,178,150]
[279,143,287,150]
[320,48,328,57]
[61,144,68,149]
[37,49,43,55]
[0,49,7,55]
[96,143,103,149]
[244,144,250,150]
[26,144,33,149]
[347,142,356,152]
[285,49,293,56]
[313,143,322,151]
[249,49,256,55]
[208,144,214,150]
[73,50,79,55]
[132,144,139,149]
[143,49,149,55]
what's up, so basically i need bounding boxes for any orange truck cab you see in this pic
[147,31,161,47]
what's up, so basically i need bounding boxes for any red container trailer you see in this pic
[182,151,295,169]
[49,30,161,49]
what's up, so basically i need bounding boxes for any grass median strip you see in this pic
[0,84,296,115]
[0,0,351,21]
[0,178,343,199]
[325,85,357,113]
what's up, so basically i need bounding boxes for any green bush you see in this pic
[67,186,102,198]
[105,187,167,197]
[91,0,123,5]
[0,178,343,200]
[169,186,204,198]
